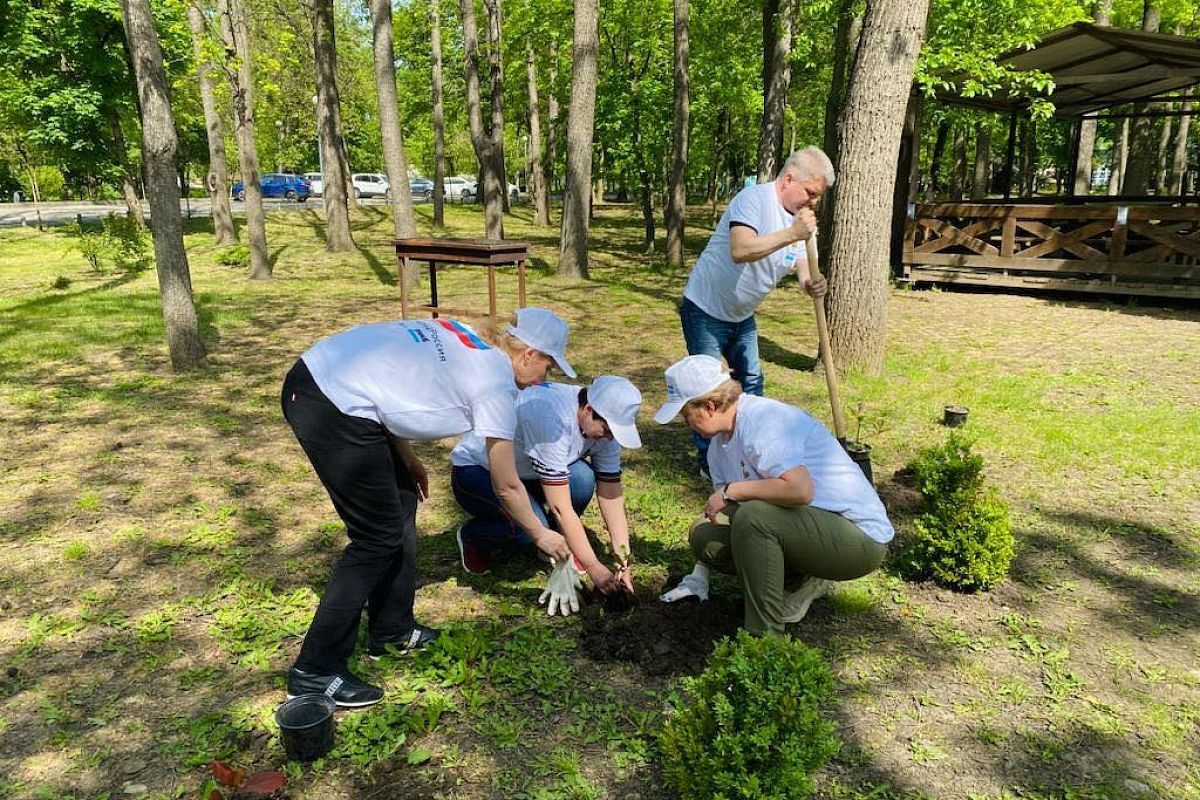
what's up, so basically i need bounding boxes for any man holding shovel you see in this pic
[678,146,834,478]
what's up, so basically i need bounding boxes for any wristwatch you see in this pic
[721,483,735,503]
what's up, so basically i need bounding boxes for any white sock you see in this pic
[690,562,710,583]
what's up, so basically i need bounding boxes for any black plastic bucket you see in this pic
[275,693,336,762]
[844,443,873,484]
[943,404,969,428]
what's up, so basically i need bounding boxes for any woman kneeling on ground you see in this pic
[281,308,575,707]
[654,355,893,635]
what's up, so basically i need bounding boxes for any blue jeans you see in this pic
[450,460,596,551]
[679,296,765,470]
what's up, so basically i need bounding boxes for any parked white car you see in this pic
[443,175,477,201]
[351,172,390,199]
[303,172,323,197]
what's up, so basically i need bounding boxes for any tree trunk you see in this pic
[972,122,989,199]
[822,0,858,164]
[709,109,729,225]
[665,0,689,268]
[1124,2,1160,195]
[632,96,654,253]
[431,0,446,227]
[1155,111,1172,194]
[370,0,418,261]
[119,0,207,370]
[527,41,550,226]
[313,0,354,250]
[107,107,147,227]
[187,2,236,244]
[1171,90,1192,196]
[1073,2,1110,195]
[927,120,948,199]
[757,0,794,181]
[949,126,966,200]
[1021,119,1037,196]
[218,0,269,278]
[460,0,504,238]
[545,45,559,199]
[1108,116,1128,194]
[827,0,930,375]
[484,0,508,222]
[558,0,598,279]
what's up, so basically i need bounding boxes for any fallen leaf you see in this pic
[240,770,287,795]
[209,761,245,788]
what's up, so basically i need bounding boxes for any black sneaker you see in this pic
[286,667,383,708]
[368,624,440,660]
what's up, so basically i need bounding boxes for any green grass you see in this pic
[1,205,1198,799]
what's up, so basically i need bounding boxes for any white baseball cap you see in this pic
[507,307,575,378]
[587,376,643,449]
[653,355,732,424]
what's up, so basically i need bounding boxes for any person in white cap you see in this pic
[679,146,833,477]
[450,375,643,604]
[280,308,576,707]
[655,355,893,635]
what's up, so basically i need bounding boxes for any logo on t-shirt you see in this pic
[436,319,491,351]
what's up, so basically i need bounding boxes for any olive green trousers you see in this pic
[690,500,887,635]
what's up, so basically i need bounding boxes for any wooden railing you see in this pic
[902,202,1200,298]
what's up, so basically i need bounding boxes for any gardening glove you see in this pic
[659,574,709,603]
[538,559,581,616]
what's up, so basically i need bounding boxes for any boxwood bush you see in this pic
[897,434,1014,591]
[659,631,840,800]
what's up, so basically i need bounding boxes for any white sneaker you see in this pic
[781,578,833,623]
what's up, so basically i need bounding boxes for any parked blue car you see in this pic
[231,173,312,202]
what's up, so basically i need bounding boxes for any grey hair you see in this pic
[778,146,835,186]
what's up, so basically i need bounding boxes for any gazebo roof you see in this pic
[934,22,1200,117]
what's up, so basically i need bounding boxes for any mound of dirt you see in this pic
[577,584,741,676]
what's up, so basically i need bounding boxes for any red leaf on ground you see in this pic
[208,760,246,787]
[240,770,286,795]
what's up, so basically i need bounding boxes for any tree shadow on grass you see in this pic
[759,334,818,372]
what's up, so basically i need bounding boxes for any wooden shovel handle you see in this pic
[802,235,847,440]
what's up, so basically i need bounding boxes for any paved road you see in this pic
[0,196,428,229]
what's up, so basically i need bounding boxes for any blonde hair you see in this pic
[467,312,527,357]
[682,379,742,414]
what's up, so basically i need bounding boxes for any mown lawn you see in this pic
[0,203,1197,800]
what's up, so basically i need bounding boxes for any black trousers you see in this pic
[282,359,418,674]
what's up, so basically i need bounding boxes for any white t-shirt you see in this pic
[706,394,894,544]
[683,181,807,323]
[302,319,517,441]
[450,382,622,483]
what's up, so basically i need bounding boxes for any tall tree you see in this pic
[1170,89,1192,195]
[485,0,509,214]
[545,44,560,200]
[1108,116,1128,194]
[369,0,418,252]
[460,0,505,238]
[757,0,795,181]
[218,0,270,279]
[187,2,236,245]
[558,0,599,278]
[972,121,990,199]
[1155,110,1173,194]
[826,0,930,374]
[1123,1,1160,195]
[1073,0,1112,194]
[119,0,207,369]
[665,0,689,268]
[313,0,355,250]
[106,106,147,227]
[431,0,447,227]
[527,41,550,226]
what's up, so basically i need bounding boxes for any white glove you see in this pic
[659,574,709,603]
[538,558,581,616]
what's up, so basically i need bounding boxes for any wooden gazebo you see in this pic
[897,23,1200,299]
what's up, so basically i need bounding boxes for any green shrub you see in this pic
[216,244,250,268]
[897,434,1014,592]
[103,213,153,272]
[659,631,841,800]
[70,225,110,272]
